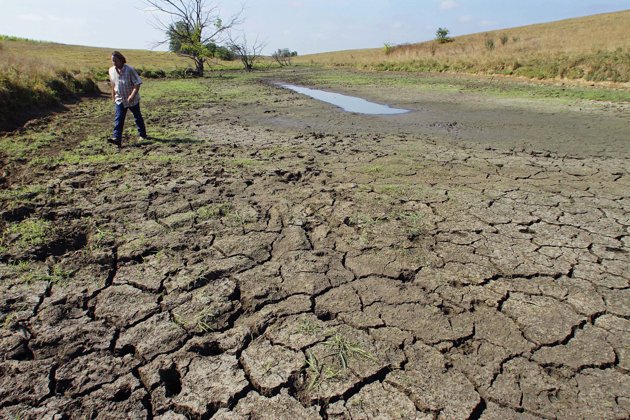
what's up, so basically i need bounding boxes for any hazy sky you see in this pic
[0,0,628,54]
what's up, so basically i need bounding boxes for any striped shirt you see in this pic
[109,64,142,107]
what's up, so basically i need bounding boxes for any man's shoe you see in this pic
[107,138,122,148]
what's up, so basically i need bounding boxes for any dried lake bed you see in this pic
[1,68,629,418]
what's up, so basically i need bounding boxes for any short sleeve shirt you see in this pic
[109,64,142,107]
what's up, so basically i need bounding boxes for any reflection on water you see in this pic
[277,83,410,115]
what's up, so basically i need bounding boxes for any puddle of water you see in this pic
[277,83,409,115]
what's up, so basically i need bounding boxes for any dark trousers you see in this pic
[113,102,146,140]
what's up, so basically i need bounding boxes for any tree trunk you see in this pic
[195,58,205,77]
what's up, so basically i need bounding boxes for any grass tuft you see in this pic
[303,332,377,392]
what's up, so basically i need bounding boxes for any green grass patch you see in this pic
[141,78,210,102]
[0,185,46,202]
[197,203,234,220]
[3,218,53,248]
[0,131,59,160]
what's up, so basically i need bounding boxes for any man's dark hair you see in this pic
[112,51,126,64]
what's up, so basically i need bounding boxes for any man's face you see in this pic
[112,56,123,68]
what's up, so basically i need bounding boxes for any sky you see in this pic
[0,0,628,55]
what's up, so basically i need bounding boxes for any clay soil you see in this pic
[1,68,629,419]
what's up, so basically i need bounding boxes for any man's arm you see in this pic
[128,84,140,103]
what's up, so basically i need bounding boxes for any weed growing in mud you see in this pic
[297,318,323,335]
[305,350,343,392]
[10,260,32,275]
[223,208,258,228]
[362,165,384,174]
[304,332,376,392]
[346,213,387,245]
[29,265,72,285]
[6,260,71,285]
[398,211,426,237]
[4,218,53,249]
[197,203,234,220]
[349,214,383,230]
[173,306,220,333]
[79,219,115,255]
[92,226,113,246]
[2,312,18,330]
[0,132,57,161]
[324,333,377,370]
[0,185,46,203]
[261,361,275,375]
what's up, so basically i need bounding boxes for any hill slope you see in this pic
[296,10,630,82]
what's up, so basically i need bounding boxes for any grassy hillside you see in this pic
[0,36,236,131]
[295,10,630,82]
[0,36,194,78]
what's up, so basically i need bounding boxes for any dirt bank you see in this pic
[1,69,629,418]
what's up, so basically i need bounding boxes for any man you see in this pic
[108,51,147,147]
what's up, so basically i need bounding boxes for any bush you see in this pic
[142,69,167,79]
[500,34,509,45]
[485,39,495,51]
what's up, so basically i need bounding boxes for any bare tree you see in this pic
[144,0,242,76]
[272,48,298,67]
[228,33,266,72]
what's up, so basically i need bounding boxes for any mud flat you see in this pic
[1,68,629,418]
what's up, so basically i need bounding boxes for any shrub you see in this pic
[485,39,495,50]
[140,69,166,78]
[500,34,509,45]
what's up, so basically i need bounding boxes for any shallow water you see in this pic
[277,83,409,115]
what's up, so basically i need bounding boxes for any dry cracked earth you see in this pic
[1,70,629,419]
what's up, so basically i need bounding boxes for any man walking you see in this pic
[108,51,147,147]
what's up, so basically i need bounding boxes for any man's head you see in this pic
[111,51,126,68]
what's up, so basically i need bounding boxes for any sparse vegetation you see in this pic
[304,332,376,392]
[197,203,234,220]
[297,318,323,335]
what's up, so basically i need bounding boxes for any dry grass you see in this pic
[295,10,630,82]
[0,36,192,78]
[0,40,102,131]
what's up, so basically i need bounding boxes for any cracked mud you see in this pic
[1,69,629,418]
